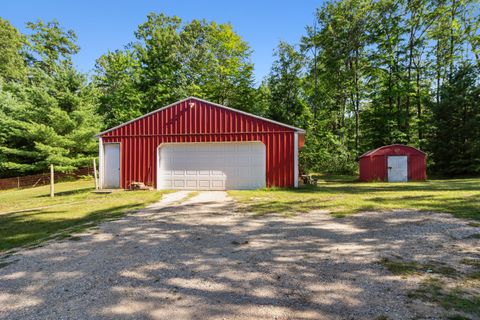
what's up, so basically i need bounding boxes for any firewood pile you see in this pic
[129,182,153,190]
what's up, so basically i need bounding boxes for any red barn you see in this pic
[97,97,305,190]
[358,144,427,182]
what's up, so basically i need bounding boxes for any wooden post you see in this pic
[93,158,99,190]
[50,164,54,198]
[17,177,20,189]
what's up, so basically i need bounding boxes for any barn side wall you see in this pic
[100,99,296,188]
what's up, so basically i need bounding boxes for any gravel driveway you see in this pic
[0,191,479,320]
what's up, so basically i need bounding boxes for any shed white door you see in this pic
[157,142,266,190]
[104,143,120,188]
[387,156,408,182]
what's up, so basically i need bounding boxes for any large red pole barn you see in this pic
[97,97,305,190]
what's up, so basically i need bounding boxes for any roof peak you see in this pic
[359,144,426,158]
[96,97,305,137]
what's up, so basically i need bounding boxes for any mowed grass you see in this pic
[0,178,168,251]
[229,176,480,220]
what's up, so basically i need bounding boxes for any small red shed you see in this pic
[97,97,305,190]
[358,144,427,182]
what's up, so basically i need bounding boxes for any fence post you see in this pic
[17,177,20,189]
[50,164,54,198]
[93,158,99,190]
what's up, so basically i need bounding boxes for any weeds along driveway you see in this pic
[0,191,479,320]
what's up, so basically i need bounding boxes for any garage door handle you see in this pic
[388,167,392,169]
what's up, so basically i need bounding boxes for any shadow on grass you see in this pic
[241,199,333,217]
[235,177,480,221]
[1,195,478,319]
[35,187,94,198]
[0,203,143,252]
[367,194,480,220]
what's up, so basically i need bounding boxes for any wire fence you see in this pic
[0,167,94,191]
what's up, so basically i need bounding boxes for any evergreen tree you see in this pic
[430,64,480,175]
[0,19,100,177]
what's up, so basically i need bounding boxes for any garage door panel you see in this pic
[211,170,224,176]
[174,180,185,188]
[186,180,197,188]
[211,180,224,188]
[158,179,173,188]
[198,180,210,188]
[157,142,265,190]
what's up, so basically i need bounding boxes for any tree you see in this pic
[273,0,479,175]
[266,42,311,129]
[94,50,143,128]
[0,19,100,177]
[0,18,26,81]
[430,64,480,175]
[25,19,79,76]
[95,14,258,127]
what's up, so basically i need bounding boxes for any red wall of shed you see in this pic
[100,99,297,188]
[408,155,427,180]
[359,145,427,182]
[359,156,387,182]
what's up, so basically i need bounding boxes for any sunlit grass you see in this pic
[408,278,480,317]
[229,176,480,220]
[0,178,169,251]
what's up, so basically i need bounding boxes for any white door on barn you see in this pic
[387,156,408,182]
[104,143,120,188]
[157,142,266,190]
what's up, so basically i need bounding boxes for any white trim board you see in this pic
[294,132,299,188]
[98,137,104,188]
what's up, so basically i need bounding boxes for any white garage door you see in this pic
[157,142,266,190]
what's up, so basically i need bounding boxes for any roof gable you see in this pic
[359,144,426,158]
[97,97,305,137]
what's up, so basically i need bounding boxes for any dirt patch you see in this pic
[0,192,479,319]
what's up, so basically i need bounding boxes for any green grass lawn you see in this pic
[0,178,168,252]
[229,176,480,220]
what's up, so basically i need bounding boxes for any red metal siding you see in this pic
[408,155,427,180]
[358,144,427,182]
[359,156,387,182]
[100,98,297,188]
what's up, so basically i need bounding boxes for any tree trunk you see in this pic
[436,40,441,108]
[405,6,417,143]
[449,0,457,80]
[353,50,360,152]
[416,65,422,142]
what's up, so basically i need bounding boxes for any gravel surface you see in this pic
[0,191,479,320]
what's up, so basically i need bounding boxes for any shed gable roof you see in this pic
[97,97,305,137]
[359,144,426,159]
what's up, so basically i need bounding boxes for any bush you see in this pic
[300,131,357,175]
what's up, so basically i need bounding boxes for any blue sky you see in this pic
[2,0,322,83]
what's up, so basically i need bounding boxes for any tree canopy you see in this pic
[0,3,479,178]
[94,13,257,128]
[0,19,100,176]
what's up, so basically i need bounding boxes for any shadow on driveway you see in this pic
[0,191,478,319]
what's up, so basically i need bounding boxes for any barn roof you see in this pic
[358,144,426,159]
[96,96,306,137]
